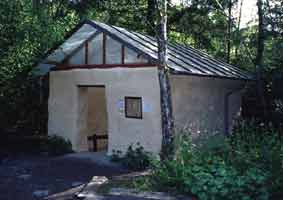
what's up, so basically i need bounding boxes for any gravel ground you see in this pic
[0,153,129,200]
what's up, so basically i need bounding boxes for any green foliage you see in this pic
[111,143,151,171]
[230,120,283,197]
[0,0,78,133]
[110,149,123,162]
[44,135,73,156]
[143,121,283,200]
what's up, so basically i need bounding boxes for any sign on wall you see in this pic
[143,102,151,113]
[117,99,124,113]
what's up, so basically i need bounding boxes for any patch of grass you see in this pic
[132,176,153,192]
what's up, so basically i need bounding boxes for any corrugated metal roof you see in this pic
[36,20,253,80]
[45,24,97,64]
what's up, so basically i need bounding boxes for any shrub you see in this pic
[44,135,73,156]
[111,143,151,171]
[111,149,123,162]
[150,135,268,200]
[144,122,283,200]
[229,120,283,197]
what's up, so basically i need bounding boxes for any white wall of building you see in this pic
[48,67,163,154]
[170,75,246,137]
[48,26,247,154]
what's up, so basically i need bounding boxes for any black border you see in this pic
[125,96,143,119]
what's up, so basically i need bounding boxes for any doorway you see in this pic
[78,85,108,152]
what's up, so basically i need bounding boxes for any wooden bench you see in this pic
[87,134,108,152]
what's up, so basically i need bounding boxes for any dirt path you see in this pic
[0,154,128,200]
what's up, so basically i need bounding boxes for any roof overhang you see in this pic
[33,19,254,81]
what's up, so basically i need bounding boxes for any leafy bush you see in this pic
[111,149,123,162]
[230,120,283,197]
[143,121,283,200]
[44,135,73,156]
[111,143,151,171]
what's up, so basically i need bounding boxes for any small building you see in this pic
[36,20,252,154]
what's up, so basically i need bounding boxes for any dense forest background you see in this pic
[0,0,282,135]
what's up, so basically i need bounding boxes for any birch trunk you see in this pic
[156,0,174,156]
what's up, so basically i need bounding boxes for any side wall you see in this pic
[170,75,246,137]
[48,67,162,154]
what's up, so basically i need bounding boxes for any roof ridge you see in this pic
[86,20,158,63]
[35,19,253,80]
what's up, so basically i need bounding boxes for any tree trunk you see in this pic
[235,0,244,58]
[227,0,232,63]
[147,0,155,36]
[255,0,267,117]
[156,0,174,157]
[256,0,265,66]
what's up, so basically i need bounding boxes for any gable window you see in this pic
[125,97,142,119]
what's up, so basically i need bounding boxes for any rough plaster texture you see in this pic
[48,67,162,154]
[170,75,245,137]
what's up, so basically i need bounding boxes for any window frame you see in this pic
[124,96,143,119]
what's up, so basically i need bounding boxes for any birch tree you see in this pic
[156,0,174,156]
[227,0,232,63]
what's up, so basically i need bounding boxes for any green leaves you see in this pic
[111,143,152,171]
[0,0,79,133]
[144,127,283,200]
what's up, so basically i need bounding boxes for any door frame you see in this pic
[77,84,109,152]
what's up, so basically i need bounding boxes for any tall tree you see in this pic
[235,0,244,58]
[147,0,156,36]
[227,0,232,63]
[255,0,267,116]
[0,0,78,132]
[156,0,174,156]
[256,0,265,67]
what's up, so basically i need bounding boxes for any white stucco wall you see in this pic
[170,75,246,137]
[48,67,162,154]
